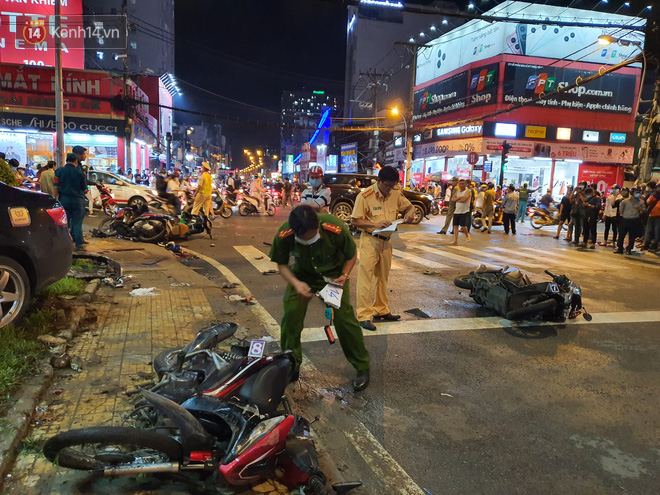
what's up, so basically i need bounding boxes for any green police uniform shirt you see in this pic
[269,214,356,282]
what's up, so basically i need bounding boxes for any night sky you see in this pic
[175,0,348,167]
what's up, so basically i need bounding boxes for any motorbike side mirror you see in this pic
[583,312,592,321]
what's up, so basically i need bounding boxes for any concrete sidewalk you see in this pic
[2,237,291,494]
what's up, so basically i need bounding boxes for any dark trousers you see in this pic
[644,216,660,247]
[60,196,85,248]
[618,218,638,252]
[503,212,516,234]
[572,215,586,243]
[585,213,598,244]
[604,216,618,243]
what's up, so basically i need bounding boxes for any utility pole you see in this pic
[54,0,64,168]
[122,0,131,174]
[359,69,390,171]
[641,9,660,182]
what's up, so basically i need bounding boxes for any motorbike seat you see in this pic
[503,268,531,285]
[200,357,245,390]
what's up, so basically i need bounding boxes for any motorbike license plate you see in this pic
[549,283,560,293]
[248,339,267,358]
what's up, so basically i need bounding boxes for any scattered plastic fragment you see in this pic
[404,308,431,318]
[440,393,453,398]
[129,287,159,297]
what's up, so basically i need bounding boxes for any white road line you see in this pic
[344,422,426,495]
[449,245,545,269]
[234,245,279,273]
[392,248,450,269]
[518,246,660,270]
[415,245,495,268]
[185,247,425,493]
[487,246,586,271]
[299,311,660,343]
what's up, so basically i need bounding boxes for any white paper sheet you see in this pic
[318,284,343,309]
[372,219,404,235]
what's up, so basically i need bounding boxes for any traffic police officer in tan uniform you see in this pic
[269,205,371,391]
[351,166,415,331]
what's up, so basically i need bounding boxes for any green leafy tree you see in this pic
[0,158,19,187]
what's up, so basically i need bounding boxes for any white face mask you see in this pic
[309,178,322,188]
[295,233,321,246]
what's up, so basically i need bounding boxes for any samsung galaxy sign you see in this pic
[436,125,483,138]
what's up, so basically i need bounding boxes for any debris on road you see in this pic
[221,282,240,289]
[129,287,159,297]
[141,258,168,266]
[440,393,453,398]
[171,282,191,287]
[263,269,278,275]
[50,354,71,369]
[423,270,441,276]
[38,335,68,347]
[226,294,255,304]
[404,308,431,319]
[255,256,264,260]
[263,241,272,247]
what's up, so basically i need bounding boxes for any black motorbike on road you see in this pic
[454,266,590,322]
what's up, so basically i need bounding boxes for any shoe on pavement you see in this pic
[437,230,446,235]
[512,231,517,235]
[88,213,96,217]
[374,313,401,322]
[75,245,87,252]
[625,249,632,255]
[352,370,370,392]
[614,249,623,254]
[588,243,596,249]
[359,320,377,331]
[82,240,89,245]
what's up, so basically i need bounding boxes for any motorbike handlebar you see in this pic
[544,269,557,278]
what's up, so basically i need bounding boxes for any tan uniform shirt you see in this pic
[351,183,412,236]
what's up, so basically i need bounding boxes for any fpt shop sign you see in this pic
[468,63,498,109]
[503,62,637,114]
[413,71,468,121]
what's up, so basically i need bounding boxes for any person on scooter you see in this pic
[301,165,331,213]
[248,174,266,211]
[156,169,181,215]
[191,162,214,218]
[269,205,371,391]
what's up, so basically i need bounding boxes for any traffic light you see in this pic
[499,140,513,187]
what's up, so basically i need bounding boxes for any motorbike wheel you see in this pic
[267,204,276,216]
[238,203,251,216]
[153,347,184,379]
[102,202,115,216]
[454,275,473,290]
[219,206,233,218]
[98,218,118,236]
[472,216,483,230]
[431,204,439,216]
[43,426,182,471]
[137,220,168,243]
[530,214,545,230]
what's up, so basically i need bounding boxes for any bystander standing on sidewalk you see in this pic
[571,181,589,247]
[54,153,87,251]
[438,177,459,235]
[642,181,660,252]
[616,187,645,255]
[584,187,601,249]
[516,183,537,223]
[502,184,518,235]
[600,185,621,246]
[481,183,496,234]
[39,161,58,197]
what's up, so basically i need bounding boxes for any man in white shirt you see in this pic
[450,179,472,245]
[249,175,265,210]
[301,166,331,213]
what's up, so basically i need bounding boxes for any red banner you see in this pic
[578,165,622,194]
[0,63,124,117]
[0,1,84,69]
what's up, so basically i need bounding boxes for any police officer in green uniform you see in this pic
[54,153,87,251]
[269,205,370,391]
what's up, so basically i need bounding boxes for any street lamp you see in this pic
[597,34,642,47]
[391,107,412,189]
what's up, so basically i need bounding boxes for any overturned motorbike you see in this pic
[43,323,361,494]
[98,206,177,243]
[454,266,590,322]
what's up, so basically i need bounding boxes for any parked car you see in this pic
[87,170,155,212]
[322,173,432,224]
[0,183,73,328]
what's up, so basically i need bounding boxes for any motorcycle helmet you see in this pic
[309,165,324,178]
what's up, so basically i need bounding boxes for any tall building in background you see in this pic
[83,0,175,75]
[280,90,340,180]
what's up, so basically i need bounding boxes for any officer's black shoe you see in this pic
[353,370,370,392]
[290,370,300,383]
[359,320,377,331]
[374,313,400,321]
[437,230,446,235]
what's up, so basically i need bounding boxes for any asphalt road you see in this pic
[85,207,660,494]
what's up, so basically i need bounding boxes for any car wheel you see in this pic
[0,256,31,329]
[127,196,148,213]
[411,204,424,224]
[332,202,353,223]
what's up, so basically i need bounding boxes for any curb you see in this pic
[0,286,96,485]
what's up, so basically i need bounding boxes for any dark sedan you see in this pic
[322,173,433,224]
[0,183,73,328]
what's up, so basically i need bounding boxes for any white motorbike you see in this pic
[238,191,276,216]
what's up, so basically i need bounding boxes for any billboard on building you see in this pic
[503,62,637,114]
[416,1,644,85]
[0,0,85,69]
[340,142,358,173]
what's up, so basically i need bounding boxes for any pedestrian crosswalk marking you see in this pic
[449,245,546,269]
[234,245,279,273]
[487,246,586,271]
[391,248,449,269]
[518,246,660,270]
[299,310,660,343]
[415,245,493,267]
